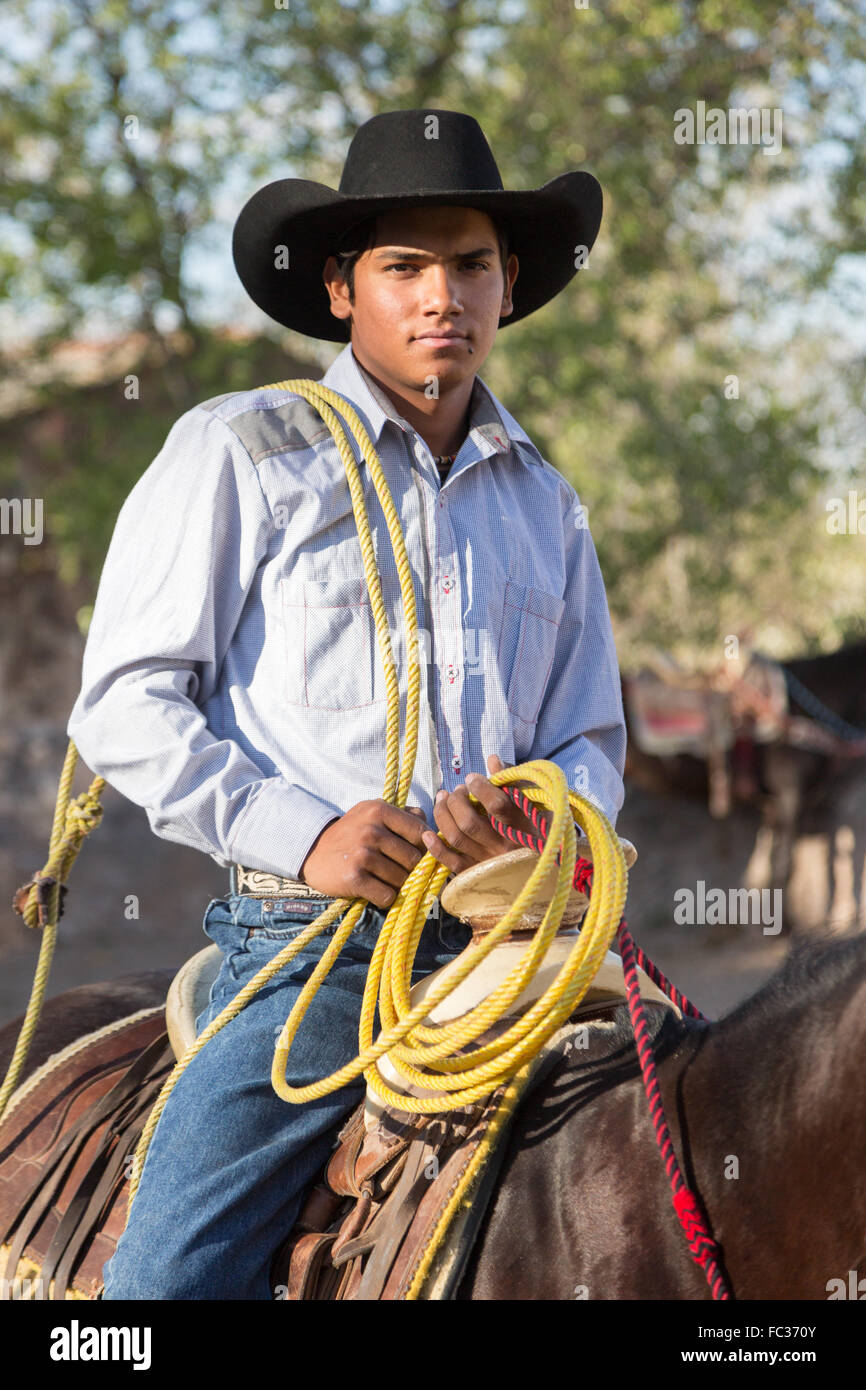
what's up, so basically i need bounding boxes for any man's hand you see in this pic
[420,754,537,875]
[299,756,537,907]
[298,800,430,910]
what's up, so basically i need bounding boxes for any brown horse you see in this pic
[2,933,865,1300]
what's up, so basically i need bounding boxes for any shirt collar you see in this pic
[319,343,542,465]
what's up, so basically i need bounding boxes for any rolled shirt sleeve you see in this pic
[526,484,626,828]
[66,405,342,879]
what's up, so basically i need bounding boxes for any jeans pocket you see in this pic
[249,898,345,942]
[201,912,248,991]
[202,895,233,933]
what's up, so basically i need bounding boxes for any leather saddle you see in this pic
[0,1008,173,1299]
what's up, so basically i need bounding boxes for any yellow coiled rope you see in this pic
[126,379,627,1207]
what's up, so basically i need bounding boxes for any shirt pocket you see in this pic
[282,572,397,710]
[496,578,566,726]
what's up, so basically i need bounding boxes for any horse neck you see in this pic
[685,939,866,1297]
[785,642,866,723]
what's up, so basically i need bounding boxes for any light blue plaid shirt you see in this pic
[67,344,626,879]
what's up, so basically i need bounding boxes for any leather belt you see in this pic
[231,863,330,899]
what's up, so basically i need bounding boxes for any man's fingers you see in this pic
[474,769,537,831]
[432,788,482,853]
[433,785,501,856]
[466,774,531,844]
[353,869,400,911]
[452,790,504,849]
[364,823,428,875]
[355,847,416,905]
[465,773,514,818]
[421,827,475,875]
[378,801,431,848]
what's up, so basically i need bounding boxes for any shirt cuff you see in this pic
[227,778,342,881]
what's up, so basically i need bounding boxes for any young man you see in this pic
[67,109,627,1299]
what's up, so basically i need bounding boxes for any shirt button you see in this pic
[442,580,453,593]
[452,756,462,771]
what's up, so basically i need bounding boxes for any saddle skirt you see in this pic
[0,1009,174,1299]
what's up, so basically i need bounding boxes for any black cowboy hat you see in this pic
[232,109,602,342]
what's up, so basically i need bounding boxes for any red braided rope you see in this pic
[484,785,733,1300]
[617,923,731,1299]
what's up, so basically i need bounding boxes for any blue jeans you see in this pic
[102,892,471,1300]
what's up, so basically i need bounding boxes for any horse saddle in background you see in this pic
[624,650,789,759]
[623,669,733,759]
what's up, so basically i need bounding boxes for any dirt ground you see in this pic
[6,721,861,1031]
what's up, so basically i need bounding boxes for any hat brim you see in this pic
[232,172,602,342]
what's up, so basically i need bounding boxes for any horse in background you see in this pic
[623,641,866,935]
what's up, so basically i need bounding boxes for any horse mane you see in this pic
[542,995,703,1100]
[713,931,866,1038]
[598,995,698,1057]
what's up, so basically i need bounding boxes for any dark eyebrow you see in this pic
[373,246,497,261]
